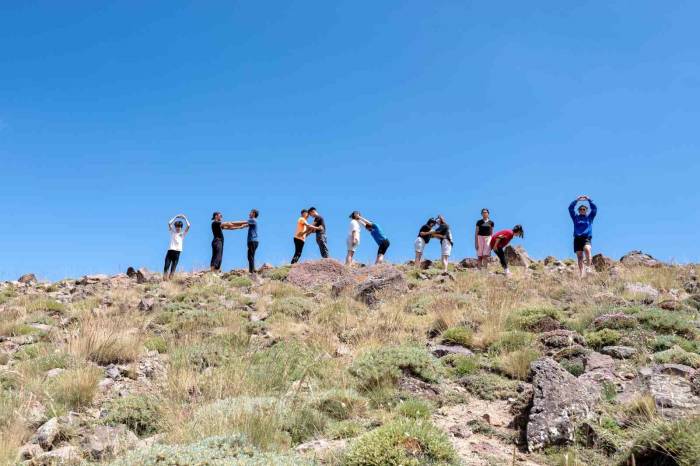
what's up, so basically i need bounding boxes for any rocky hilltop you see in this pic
[1,249,699,465]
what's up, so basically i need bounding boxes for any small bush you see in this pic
[343,419,458,466]
[268,266,291,281]
[144,336,167,353]
[633,308,697,338]
[510,307,563,331]
[584,329,621,349]
[396,398,432,419]
[622,417,700,466]
[24,297,65,313]
[441,354,479,377]
[283,404,328,444]
[654,345,700,368]
[103,394,163,437]
[328,420,365,439]
[228,276,253,288]
[489,330,534,354]
[71,315,143,365]
[440,327,473,347]
[269,296,316,319]
[349,346,439,390]
[312,389,367,420]
[48,366,101,412]
[650,335,700,353]
[459,373,519,401]
[497,348,540,380]
[560,358,585,377]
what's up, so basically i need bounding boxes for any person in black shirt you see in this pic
[414,218,437,267]
[210,212,239,272]
[475,208,495,269]
[432,215,453,273]
[308,207,329,259]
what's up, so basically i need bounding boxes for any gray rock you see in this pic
[351,265,408,307]
[294,438,348,456]
[632,364,700,419]
[430,344,474,358]
[624,282,659,301]
[98,378,115,393]
[526,358,599,451]
[33,417,60,450]
[539,330,585,349]
[601,346,637,359]
[138,297,156,312]
[505,245,531,267]
[18,443,43,460]
[579,352,617,386]
[136,268,156,284]
[592,313,637,330]
[620,250,661,267]
[36,445,81,462]
[591,254,615,272]
[105,364,121,380]
[81,425,139,460]
[18,273,37,284]
[79,274,109,285]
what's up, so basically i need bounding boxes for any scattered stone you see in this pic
[105,364,122,380]
[288,259,352,289]
[658,299,682,311]
[543,256,561,266]
[331,264,408,307]
[259,263,274,272]
[126,267,137,278]
[601,346,637,359]
[294,438,347,457]
[591,254,615,272]
[249,311,270,323]
[79,274,109,285]
[23,401,48,428]
[526,358,598,451]
[18,273,37,284]
[657,363,697,379]
[29,323,54,333]
[81,425,139,460]
[505,245,531,267]
[592,313,637,330]
[398,375,440,401]
[634,364,700,418]
[136,268,156,284]
[98,378,115,393]
[36,445,81,463]
[334,343,352,357]
[458,258,479,269]
[539,330,585,349]
[624,282,659,302]
[691,371,700,397]
[46,368,65,378]
[419,259,433,270]
[527,315,562,333]
[138,297,156,312]
[430,344,474,358]
[620,250,661,267]
[33,417,60,450]
[18,443,43,460]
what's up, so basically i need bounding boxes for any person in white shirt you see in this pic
[345,211,362,266]
[164,214,190,280]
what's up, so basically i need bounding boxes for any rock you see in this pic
[601,346,637,359]
[526,358,598,451]
[398,375,440,400]
[691,371,700,397]
[18,443,43,460]
[126,267,137,278]
[633,364,700,418]
[249,311,270,323]
[23,401,48,428]
[526,315,562,333]
[81,425,139,460]
[79,274,109,285]
[36,445,81,463]
[458,258,479,269]
[259,263,274,272]
[539,330,585,349]
[419,259,433,270]
[353,265,407,306]
[105,364,122,380]
[288,259,352,289]
[136,268,156,284]
[624,282,659,302]
[18,273,37,284]
[620,250,661,267]
[591,254,615,272]
[504,245,531,267]
[683,275,699,294]
[592,313,637,330]
[658,299,682,311]
[334,343,352,357]
[430,344,474,358]
[33,417,60,450]
[294,438,348,457]
[98,378,114,393]
[46,368,65,378]
[138,297,156,312]
[657,363,696,379]
[543,256,561,266]
[30,323,54,333]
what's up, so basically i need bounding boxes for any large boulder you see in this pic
[620,250,661,267]
[351,265,408,307]
[287,259,351,290]
[539,330,585,349]
[527,358,599,451]
[18,273,37,284]
[623,364,700,419]
[136,268,157,284]
[81,425,139,460]
[591,254,615,272]
[33,417,60,450]
[505,245,531,267]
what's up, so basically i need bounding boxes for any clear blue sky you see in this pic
[2,1,699,280]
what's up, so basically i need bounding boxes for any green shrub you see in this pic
[403,295,433,316]
[25,298,65,313]
[349,346,439,390]
[510,307,563,331]
[0,288,15,304]
[489,330,535,354]
[632,308,697,338]
[622,417,700,466]
[283,404,328,444]
[103,394,163,437]
[343,419,458,466]
[441,354,479,377]
[228,276,253,288]
[108,435,313,466]
[654,346,700,368]
[144,336,167,353]
[651,335,700,353]
[328,420,365,439]
[395,398,432,419]
[269,296,316,319]
[248,341,330,394]
[268,266,291,281]
[440,327,473,347]
[584,329,621,349]
[312,389,367,420]
[459,373,519,401]
[560,358,585,377]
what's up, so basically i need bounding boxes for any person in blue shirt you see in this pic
[358,216,390,264]
[229,209,260,274]
[568,195,597,277]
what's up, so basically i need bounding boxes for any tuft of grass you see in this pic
[489,330,535,354]
[584,328,621,349]
[144,335,168,353]
[268,266,291,281]
[23,297,65,314]
[560,358,585,377]
[650,335,700,354]
[395,398,433,419]
[653,345,700,368]
[47,366,101,413]
[103,394,163,437]
[441,354,479,377]
[312,389,367,421]
[629,307,697,338]
[269,296,316,319]
[349,346,439,390]
[228,275,253,288]
[327,420,366,439]
[509,307,563,331]
[621,394,657,422]
[497,348,540,380]
[440,326,473,347]
[70,314,143,365]
[622,417,700,466]
[343,418,458,466]
[459,373,519,401]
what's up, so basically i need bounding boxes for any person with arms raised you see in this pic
[569,195,598,277]
[489,225,524,276]
[358,215,390,264]
[164,214,190,280]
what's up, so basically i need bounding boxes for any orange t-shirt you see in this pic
[294,217,308,240]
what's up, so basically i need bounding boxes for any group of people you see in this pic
[162,196,597,278]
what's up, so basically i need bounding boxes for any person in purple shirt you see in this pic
[358,216,390,264]
[568,195,598,277]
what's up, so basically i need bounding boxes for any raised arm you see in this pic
[168,216,178,231]
[182,215,191,234]
[568,200,577,220]
[588,199,597,220]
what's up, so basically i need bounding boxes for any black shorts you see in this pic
[574,236,591,252]
[377,239,390,255]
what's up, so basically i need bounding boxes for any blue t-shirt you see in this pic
[369,224,388,245]
[568,200,597,238]
[247,219,258,242]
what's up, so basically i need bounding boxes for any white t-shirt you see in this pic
[169,231,185,252]
[348,219,361,241]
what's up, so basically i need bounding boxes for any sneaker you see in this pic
[504,269,512,276]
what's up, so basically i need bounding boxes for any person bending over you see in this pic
[569,195,597,277]
[291,209,319,264]
[414,218,437,267]
[226,209,260,274]
[475,208,494,269]
[308,207,329,259]
[358,216,390,264]
[164,214,190,280]
[346,211,362,266]
[489,225,524,276]
[432,215,453,273]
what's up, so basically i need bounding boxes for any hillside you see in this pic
[1,250,699,465]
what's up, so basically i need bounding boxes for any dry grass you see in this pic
[47,366,101,413]
[69,312,144,365]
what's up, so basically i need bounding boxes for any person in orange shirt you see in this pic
[291,209,319,264]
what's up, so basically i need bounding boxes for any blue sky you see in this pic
[1,1,699,280]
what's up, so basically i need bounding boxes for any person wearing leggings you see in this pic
[291,209,319,264]
[489,225,524,276]
[226,209,260,274]
[164,214,190,280]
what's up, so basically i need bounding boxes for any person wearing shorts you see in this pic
[433,215,453,273]
[414,218,437,267]
[490,225,524,276]
[358,216,390,264]
[475,208,494,269]
[164,214,190,280]
[569,195,597,277]
[346,211,361,266]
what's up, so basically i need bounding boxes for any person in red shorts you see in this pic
[489,225,524,276]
